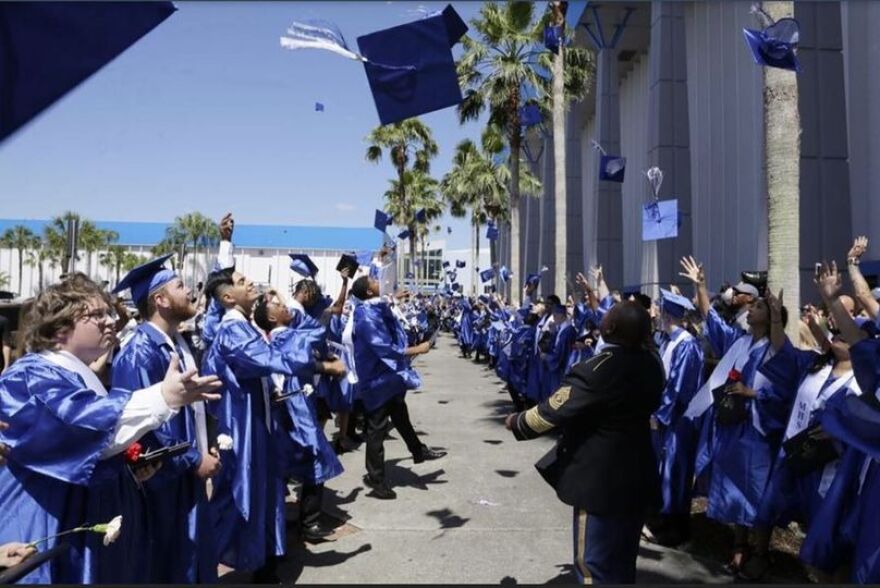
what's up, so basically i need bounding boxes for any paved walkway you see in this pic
[222,334,730,584]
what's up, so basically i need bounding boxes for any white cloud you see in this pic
[334,202,356,212]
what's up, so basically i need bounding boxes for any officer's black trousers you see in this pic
[365,394,424,483]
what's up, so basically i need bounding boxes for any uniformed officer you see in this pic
[506,301,665,584]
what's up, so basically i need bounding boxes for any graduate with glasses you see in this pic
[0,274,221,583]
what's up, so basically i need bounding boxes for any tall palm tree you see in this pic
[366,119,439,289]
[169,213,218,290]
[26,237,58,293]
[383,169,441,290]
[0,225,37,295]
[153,233,185,271]
[45,211,81,273]
[457,1,588,304]
[0,272,9,291]
[78,221,118,278]
[100,245,130,287]
[763,1,800,340]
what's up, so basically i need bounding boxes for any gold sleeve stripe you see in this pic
[586,351,613,372]
[524,407,555,434]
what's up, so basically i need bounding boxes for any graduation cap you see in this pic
[0,2,176,144]
[336,254,359,276]
[113,254,176,306]
[499,266,513,283]
[289,254,319,278]
[525,265,550,287]
[642,199,679,241]
[742,11,802,73]
[519,103,542,128]
[480,268,495,283]
[315,102,325,112]
[486,221,499,241]
[405,271,415,279]
[659,288,695,319]
[478,295,490,304]
[442,260,450,268]
[455,260,466,268]
[600,155,626,183]
[447,226,452,234]
[415,208,427,224]
[397,229,411,240]
[451,283,461,292]
[355,5,468,125]
[544,24,563,54]
[374,209,392,232]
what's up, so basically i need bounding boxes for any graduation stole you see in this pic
[785,366,856,442]
[41,350,108,396]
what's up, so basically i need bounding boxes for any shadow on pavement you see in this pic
[495,469,519,478]
[426,507,470,529]
[280,543,373,584]
[385,458,447,490]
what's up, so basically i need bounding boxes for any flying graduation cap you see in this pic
[289,253,319,278]
[0,2,176,144]
[113,254,176,306]
[455,260,466,268]
[640,166,679,241]
[519,103,543,128]
[447,226,452,234]
[281,5,468,126]
[742,4,802,73]
[480,268,495,283]
[592,140,626,183]
[374,209,392,233]
[442,260,450,269]
[315,102,325,112]
[486,220,499,241]
[415,208,427,224]
[525,265,550,288]
[397,229,411,240]
[499,266,512,283]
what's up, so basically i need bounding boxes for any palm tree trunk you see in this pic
[472,216,478,295]
[409,234,417,292]
[38,262,44,292]
[16,247,23,295]
[763,1,800,340]
[509,130,522,307]
[192,240,199,292]
[551,6,567,298]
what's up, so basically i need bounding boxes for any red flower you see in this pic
[124,442,143,465]
[728,369,742,382]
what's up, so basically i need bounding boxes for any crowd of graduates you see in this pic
[0,214,446,584]
[445,238,880,584]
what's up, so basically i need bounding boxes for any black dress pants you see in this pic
[365,394,424,483]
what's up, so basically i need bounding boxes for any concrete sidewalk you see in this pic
[225,334,730,584]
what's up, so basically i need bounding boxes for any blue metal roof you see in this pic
[0,218,382,251]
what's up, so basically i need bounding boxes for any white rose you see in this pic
[302,384,314,396]
[216,434,234,451]
[101,515,123,546]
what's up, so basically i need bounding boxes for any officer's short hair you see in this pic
[600,301,652,349]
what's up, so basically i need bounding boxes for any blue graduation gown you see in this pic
[540,321,576,402]
[694,309,793,527]
[351,300,421,413]
[111,324,217,583]
[0,354,132,584]
[201,316,314,572]
[458,300,475,351]
[508,323,535,397]
[654,328,704,515]
[270,326,343,486]
[321,314,356,413]
[525,316,550,402]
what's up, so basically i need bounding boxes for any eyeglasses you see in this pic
[82,308,119,323]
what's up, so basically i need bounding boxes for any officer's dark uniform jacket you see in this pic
[511,343,665,515]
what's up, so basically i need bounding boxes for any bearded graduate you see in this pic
[0,275,220,584]
[110,254,221,583]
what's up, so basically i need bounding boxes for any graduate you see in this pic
[0,274,220,584]
[200,267,338,581]
[680,256,794,577]
[539,303,577,402]
[644,289,705,547]
[252,292,345,544]
[110,253,222,583]
[457,296,475,358]
[348,275,445,500]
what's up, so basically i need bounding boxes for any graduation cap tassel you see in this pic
[749,3,775,29]
[590,139,606,156]
[644,166,664,202]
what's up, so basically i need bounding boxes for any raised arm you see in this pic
[679,255,711,318]
[846,236,879,320]
[817,261,866,345]
[327,267,351,316]
[766,288,787,351]
[590,265,610,301]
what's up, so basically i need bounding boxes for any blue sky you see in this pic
[0,1,498,251]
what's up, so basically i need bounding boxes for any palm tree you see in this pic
[78,221,119,278]
[45,211,81,273]
[26,237,58,293]
[100,245,130,287]
[169,213,218,290]
[383,169,441,290]
[0,272,9,291]
[366,119,439,289]
[0,225,37,295]
[457,1,589,304]
[153,233,185,271]
[763,1,800,340]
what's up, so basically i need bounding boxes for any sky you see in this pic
[0,1,499,251]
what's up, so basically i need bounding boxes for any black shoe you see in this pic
[363,475,397,499]
[302,522,337,543]
[413,447,447,464]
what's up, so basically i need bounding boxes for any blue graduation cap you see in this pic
[356,5,468,126]
[356,250,374,265]
[397,229,411,240]
[526,273,542,288]
[659,288,695,319]
[455,260,466,269]
[544,24,563,54]
[478,295,490,305]
[405,271,415,279]
[451,283,461,292]
[480,268,495,283]
[415,208,427,224]
[442,260,450,268]
[743,17,802,73]
[374,209,392,232]
[642,199,679,241]
[486,221,499,241]
[599,155,626,183]
[499,266,512,283]
[447,226,452,234]
[315,102,325,112]
[0,2,175,144]
[289,253,319,278]
[519,103,542,128]
[113,254,176,306]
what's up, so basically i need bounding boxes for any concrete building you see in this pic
[516,0,880,301]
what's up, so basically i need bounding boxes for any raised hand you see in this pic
[679,255,705,285]
[589,265,604,284]
[161,354,223,409]
[766,288,784,320]
[848,236,868,260]
[219,213,234,241]
[815,261,842,302]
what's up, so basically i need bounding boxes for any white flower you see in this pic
[302,384,314,396]
[100,516,122,546]
[216,434,234,451]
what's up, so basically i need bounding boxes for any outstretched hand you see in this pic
[766,288,784,319]
[219,213,234,241]
[848,236,868,260]
[678,256,705,285]
[814,261,842,302]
